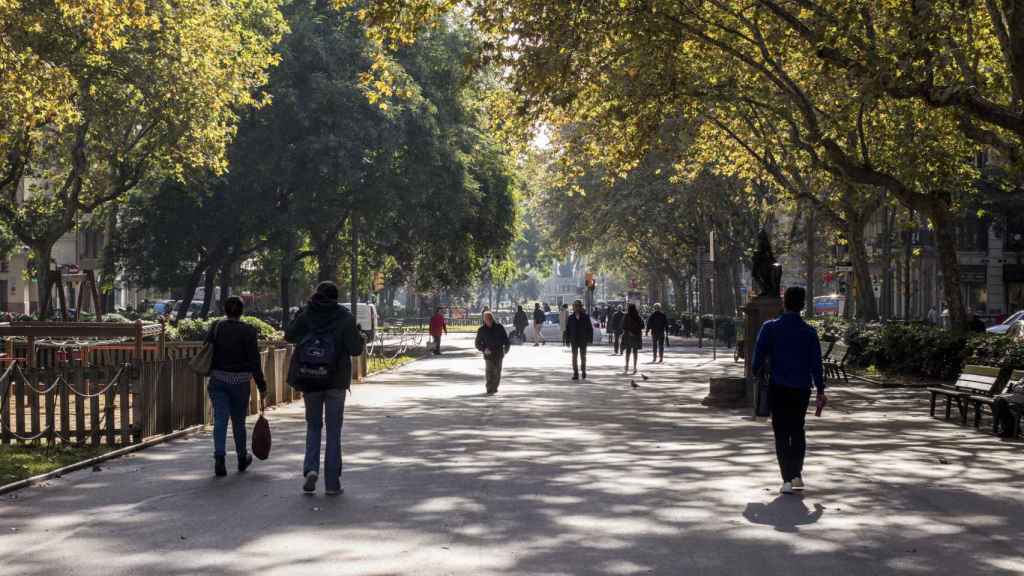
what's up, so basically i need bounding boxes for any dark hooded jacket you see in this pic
[646,310,668,334]
[566,311,594,345]
[476,322,510,358]
[610,310,625,334]
[285,293,364,391]
[513,309,529,330]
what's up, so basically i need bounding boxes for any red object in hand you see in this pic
[815,393,827,417]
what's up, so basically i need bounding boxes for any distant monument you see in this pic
[751,230,782,298]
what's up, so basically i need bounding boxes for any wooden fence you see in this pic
[0,344,295,447]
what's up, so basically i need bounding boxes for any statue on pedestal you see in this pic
[751,230,782,298]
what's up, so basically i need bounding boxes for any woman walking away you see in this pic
[476,310,510,395]
[207,296,267,477]
[622,303,644,374]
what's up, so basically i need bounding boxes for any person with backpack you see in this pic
[286,281,365,495]
[566,299,594,380]
[206,296,267,477]
[476,310,511,394]
[621,304,644,374]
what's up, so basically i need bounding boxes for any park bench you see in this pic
[823,341,849,383]
[974,369,1024,433]
[928,365,1007,426]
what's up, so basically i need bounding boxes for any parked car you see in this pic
[152,300,177,316]
[339,302,378,339]
[988,310,1024,334]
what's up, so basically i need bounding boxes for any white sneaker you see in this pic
[780,482,794,494]
[791,477,804,491]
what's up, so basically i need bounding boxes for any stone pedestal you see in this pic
[702,377,747,407]
[742,296,783,411]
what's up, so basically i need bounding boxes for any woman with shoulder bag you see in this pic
[207,296,267,477]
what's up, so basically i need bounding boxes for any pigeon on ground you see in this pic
[630,380,639,389]
[640,373,649,381]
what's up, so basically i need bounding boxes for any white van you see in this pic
[340,302,378,338]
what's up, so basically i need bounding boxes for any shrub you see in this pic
[169,315,280,341]
[101,313,131,323]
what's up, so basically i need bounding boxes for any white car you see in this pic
[538,312,604,344]
[339,302,378,339]
[988,310,1024,334]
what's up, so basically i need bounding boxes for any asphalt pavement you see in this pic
[2,334,1023,575]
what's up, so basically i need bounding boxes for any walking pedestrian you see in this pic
[532,303,547,346]
[286,281,365,496]
[476,310,510,395]
[429,307,447,355]
[751,286,826,495]
[566,299,594,380]
[559,303,570,347]
[206,296,267,477]
[646,303,668,363]
[621,303,644,374]
[513,304,529,343]
[926,305,939,325]
[610,305,625,355]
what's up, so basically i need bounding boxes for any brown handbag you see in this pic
[187,321,220,375]
[252,395,271,460]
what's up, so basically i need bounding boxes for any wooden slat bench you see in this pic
[928,365,1005,425]
[823,341,849,383]
[976,369,1024,433]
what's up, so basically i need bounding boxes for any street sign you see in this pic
[835,265,853,273]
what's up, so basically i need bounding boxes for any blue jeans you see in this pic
[208,379,251,458]
[304,388,346,490]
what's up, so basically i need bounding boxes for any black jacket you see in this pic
[647,311,668,334]
[285,294,365,391]
[623,314,644,336]
[566,312,594,345]
[533,308,546,324]
[610,310,625,333]
[207,319,266,392]
[514,310,529,330]
[475,322,510,358]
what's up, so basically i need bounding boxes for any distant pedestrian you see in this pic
[206,296,267,477]
[429,307,448,355]
[559,303,569,347]
[621,303,644,374]
[286,281,365,495]
[968,312,987,333]
[513,305,529,342]
[566,299,594,380]
[752,286,826,495]
[532,303,546,346]
[475,310,510,395]
[610,305,625,355]
[646,303,668,363]
[927,305,938,325]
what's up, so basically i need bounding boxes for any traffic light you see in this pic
[838,279,848,295]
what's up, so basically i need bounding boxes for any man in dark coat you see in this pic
[646,303,668,363]
[610,305,625,355]
[512,305,529,342]
[532,303,547,346]
[286,281,365,495]
[475,310,511,394]
[566,299,594,380]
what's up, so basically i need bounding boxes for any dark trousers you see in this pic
[613,332,622,354]
[432,335,441,354]
[485,354,504,392]
[208,379,250,458]
[572,343,587,376]
[303,388,346,491]
[770,385,811,482]
[651,331,665,361]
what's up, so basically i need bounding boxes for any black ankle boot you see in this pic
[214,456,227,477]
[238,452,253,473]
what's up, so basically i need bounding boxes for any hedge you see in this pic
[170,316,281,342]
[819,320,1024,381]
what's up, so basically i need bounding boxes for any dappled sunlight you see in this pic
[2,339,1024,575]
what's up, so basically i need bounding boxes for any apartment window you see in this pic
[0,260,8,273]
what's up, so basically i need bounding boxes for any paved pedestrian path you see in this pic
[2,336,1024,575]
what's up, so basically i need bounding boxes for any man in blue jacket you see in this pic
[752,286,826,495]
